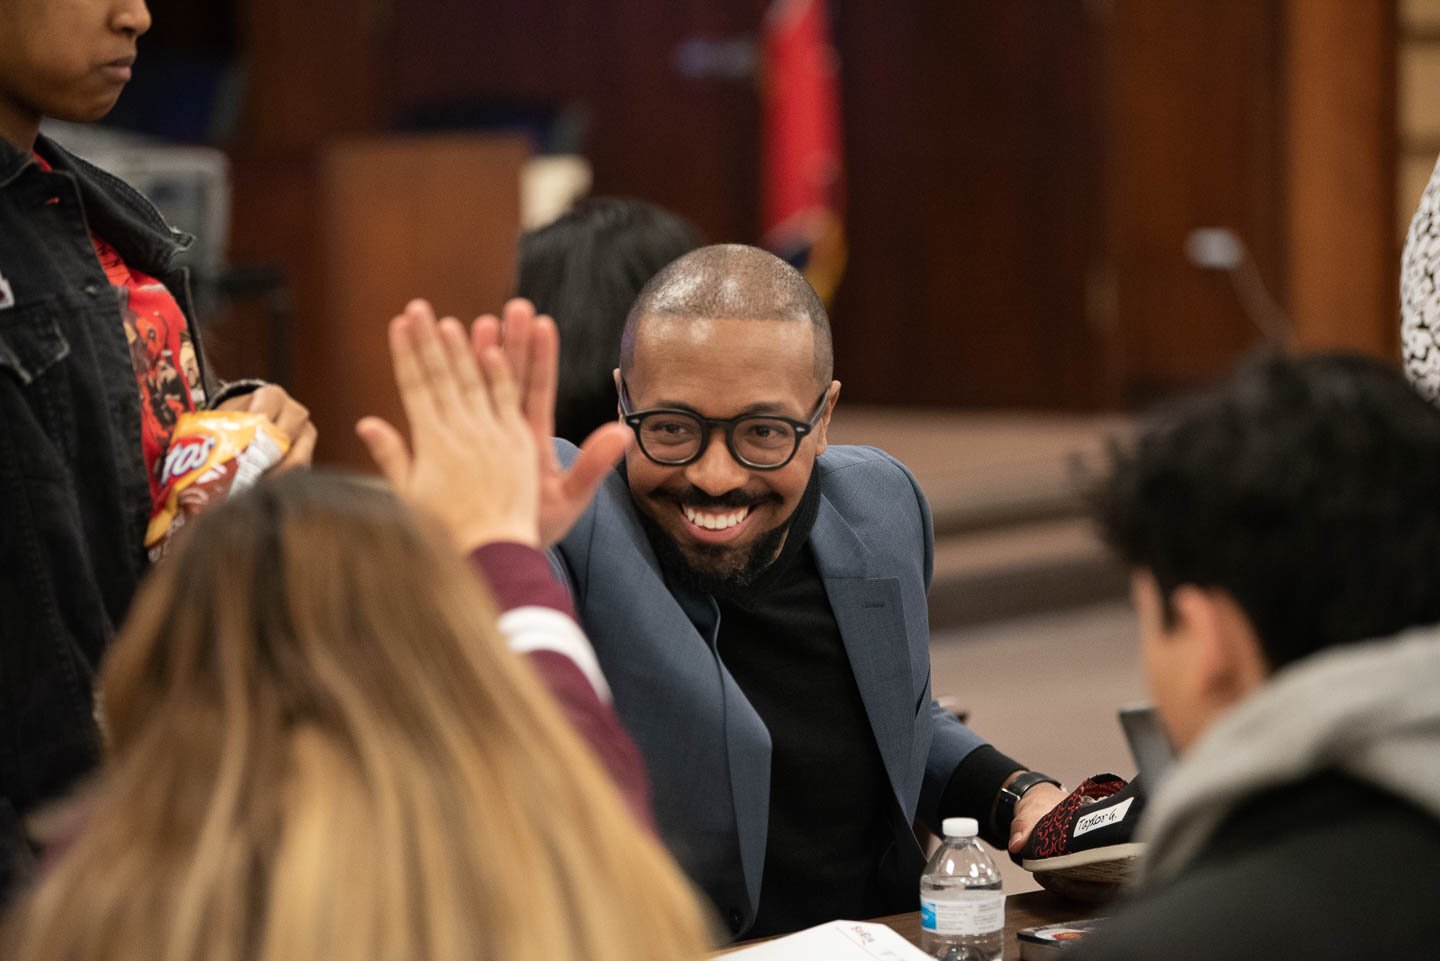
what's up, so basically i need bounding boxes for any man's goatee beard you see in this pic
[637,508,792,597]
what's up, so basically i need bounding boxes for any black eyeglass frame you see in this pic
[619,380,830,471]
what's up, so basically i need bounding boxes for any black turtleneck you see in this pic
[706,473,895,936]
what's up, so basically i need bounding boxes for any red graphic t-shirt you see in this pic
[33,153,208,510]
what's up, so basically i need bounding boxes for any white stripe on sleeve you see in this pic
[497,605,613,704]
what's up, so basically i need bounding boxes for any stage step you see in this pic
[828,407,1130,629]
[929,516,1126,629]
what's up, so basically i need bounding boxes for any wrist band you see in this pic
[993,770,1061,839]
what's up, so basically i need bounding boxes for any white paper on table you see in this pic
[722,920,933,960]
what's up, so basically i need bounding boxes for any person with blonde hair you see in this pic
[1,303,715,961]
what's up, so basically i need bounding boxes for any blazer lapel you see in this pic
[692,586,773,914]
[811,498,917,809]
[600,498,774,919]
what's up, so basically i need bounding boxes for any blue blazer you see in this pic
[551,444,988,934]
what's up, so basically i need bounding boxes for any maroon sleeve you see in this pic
[468,541,655,829]
[524,650,655,830]
[468,541,576,616]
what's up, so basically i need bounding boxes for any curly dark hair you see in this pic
[1093,351,1440,670]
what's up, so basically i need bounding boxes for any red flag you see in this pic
[762,0,845,305]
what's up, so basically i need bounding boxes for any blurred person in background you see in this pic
[1,306,715,961]
[1402,154,1440,401]
[0,0,313,897]
[1071,353,1440,961]
[516,196,701,444]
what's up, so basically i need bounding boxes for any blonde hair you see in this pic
[3,472,714,961]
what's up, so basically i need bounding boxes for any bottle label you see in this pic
[919,893,1005,936]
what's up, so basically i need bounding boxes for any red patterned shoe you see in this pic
[1017,774,1146,884]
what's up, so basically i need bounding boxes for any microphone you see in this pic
[1184,227,1292,349]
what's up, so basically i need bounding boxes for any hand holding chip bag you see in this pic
[146,411,291,560]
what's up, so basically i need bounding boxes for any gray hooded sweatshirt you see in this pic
[1136,624,1440,886]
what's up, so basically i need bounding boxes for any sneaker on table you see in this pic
[1018,774,1146,884]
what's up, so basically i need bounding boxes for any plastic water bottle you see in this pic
[919,817,1004,961]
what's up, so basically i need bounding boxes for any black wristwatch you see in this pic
[993,770,1061,839]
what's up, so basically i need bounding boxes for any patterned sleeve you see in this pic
[1402,154,1440,402]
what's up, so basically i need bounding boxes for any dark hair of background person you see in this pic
[516,196,702,444]
[1091,351,1440,671]
[1,471,714,961]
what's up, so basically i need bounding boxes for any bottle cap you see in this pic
[941,817,978,838]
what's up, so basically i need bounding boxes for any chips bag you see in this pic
[146,411,290,560]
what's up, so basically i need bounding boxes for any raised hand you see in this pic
[356,299,539,550]
[471,298,631,547]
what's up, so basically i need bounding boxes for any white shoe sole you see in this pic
[1022,842,1145,883]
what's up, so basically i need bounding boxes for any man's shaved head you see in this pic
[619,244,833,385]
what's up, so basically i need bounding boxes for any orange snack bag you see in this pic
[146,411,290,560]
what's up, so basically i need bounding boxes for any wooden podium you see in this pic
[296,134,530,469]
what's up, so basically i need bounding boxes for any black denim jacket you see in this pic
[0,134,229,898]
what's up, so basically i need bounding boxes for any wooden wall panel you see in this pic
[220,0,1396,416]
[582,1,767,248]
[830,0,1105,408]
[236,0,389,150]
[387,0,1104,408]
[310,136,529,468]
[1105,0,1285,404]
[1285,0,1398,358]
[389,0,768,247]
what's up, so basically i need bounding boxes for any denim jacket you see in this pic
[0,133,227,898]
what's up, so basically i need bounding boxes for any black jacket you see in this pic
[1070,772,1440,961]
[0,134,225,900]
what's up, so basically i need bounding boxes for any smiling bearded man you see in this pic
[547,244,1066,940]
[616,255,833,596]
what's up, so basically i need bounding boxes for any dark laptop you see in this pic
[1118,704,1175,786]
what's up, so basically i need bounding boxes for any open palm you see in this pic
[473,298,631,547]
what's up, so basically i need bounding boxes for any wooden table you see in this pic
[719,890,1093,959]
[874,891,1093,958]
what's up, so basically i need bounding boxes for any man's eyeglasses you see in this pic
[619,381,829,470]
